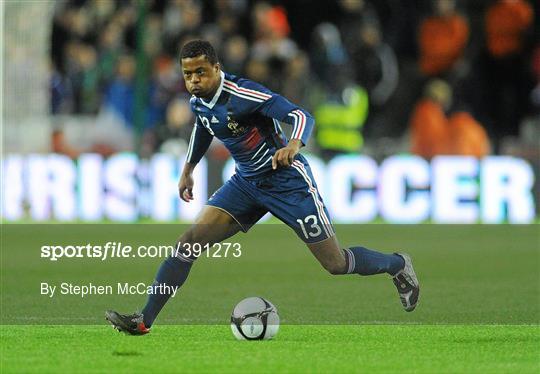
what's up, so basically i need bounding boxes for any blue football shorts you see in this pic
[207,154,335,243]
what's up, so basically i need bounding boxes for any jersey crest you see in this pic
[227,116,247,137]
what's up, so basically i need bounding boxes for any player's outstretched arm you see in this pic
[178,163,196,202]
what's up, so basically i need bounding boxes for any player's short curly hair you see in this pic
[180,40,218,65]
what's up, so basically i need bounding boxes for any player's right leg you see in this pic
[106,206,242,335]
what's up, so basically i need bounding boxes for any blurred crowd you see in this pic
[50,0,538,161]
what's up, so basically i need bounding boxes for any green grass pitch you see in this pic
[1,224,539,373]
[2,325,539,373]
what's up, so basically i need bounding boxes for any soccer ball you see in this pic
[230,297,280,340]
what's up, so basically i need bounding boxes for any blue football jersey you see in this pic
[186,71,314,178]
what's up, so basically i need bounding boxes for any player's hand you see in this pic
[272,139,302,169]
[178,171,195,202]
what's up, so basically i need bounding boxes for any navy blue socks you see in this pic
[141,246,403,326]
[342,246,404,276]
[142,255,193,327]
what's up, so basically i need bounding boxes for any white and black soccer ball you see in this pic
[230,297,280,340]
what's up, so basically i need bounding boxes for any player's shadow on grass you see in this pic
[447,336,536,344]
[112,350,143,357]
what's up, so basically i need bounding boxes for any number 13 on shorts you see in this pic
[296,215,322,239]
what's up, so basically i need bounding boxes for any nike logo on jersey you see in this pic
[211,116,219,123]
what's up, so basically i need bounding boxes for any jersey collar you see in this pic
[199,71,224,109]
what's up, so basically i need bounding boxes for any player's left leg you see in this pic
[259,155,419,311]
[307,236,404,277]
[306,234,419,311]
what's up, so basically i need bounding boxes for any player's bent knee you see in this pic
[322,262,347,275]
[307,239,348,275]
[174,228,215,262]
[178,226,208,246]
[178,230,195,246]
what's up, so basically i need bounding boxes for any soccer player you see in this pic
[106,40,419,335]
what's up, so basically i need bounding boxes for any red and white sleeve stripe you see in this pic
[223,80,271,103]
[288,109,306,140]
